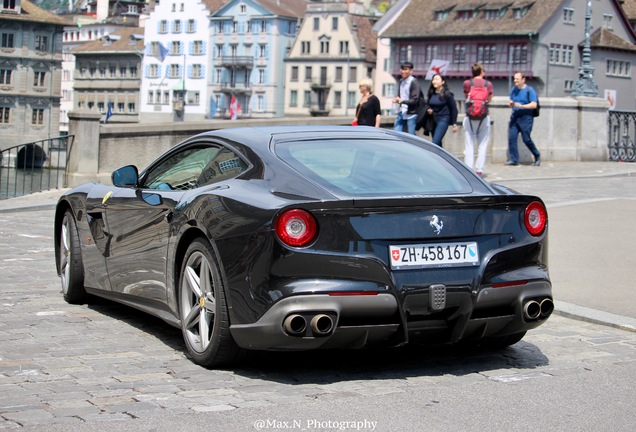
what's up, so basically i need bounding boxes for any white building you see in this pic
[139,0,225,122]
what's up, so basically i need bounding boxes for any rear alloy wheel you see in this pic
[178,238,243,368]
[59,210,87,304]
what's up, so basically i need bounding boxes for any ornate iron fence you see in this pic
[0,135,74,199]
[608,111,636,162]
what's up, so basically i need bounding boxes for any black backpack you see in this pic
[415,90,427,131]
[527,87,540,117]
[533,97,540,117]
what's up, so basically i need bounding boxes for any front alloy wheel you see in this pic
[59,209,86,304]
[178,238,243,367]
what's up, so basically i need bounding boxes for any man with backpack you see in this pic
[393,62,421,135]
[507,72,541,166]
[463,63,493,176]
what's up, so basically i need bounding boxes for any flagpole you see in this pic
[181,44,187,121]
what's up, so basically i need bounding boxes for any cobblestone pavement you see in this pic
[2,162,636,430]
[1,206,636,430]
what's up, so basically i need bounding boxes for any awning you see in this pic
[173,80,186,91]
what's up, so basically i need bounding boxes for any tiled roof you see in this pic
[351,14,378,63]
[202,0,229,13]
[254,0,308,18]
[588,27,636,53]
[621,0,636,20]
[70,27,144,54]
[382,0,562,38]
[0,0,73,26]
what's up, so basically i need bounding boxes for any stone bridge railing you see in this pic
[66,96,611,187]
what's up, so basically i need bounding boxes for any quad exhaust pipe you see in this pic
[310,314,334,335]
[283,313,335,337]
[283,314,307,336]
[523,298,554,320]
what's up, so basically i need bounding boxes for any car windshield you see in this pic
[275,138,471,196]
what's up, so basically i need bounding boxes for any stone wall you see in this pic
[66,96,610,187]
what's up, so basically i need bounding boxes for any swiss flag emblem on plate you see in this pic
[391,249,401,261]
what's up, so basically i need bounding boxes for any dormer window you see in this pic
[483,8,506,20]
[1,0,19,12]
[456,10,477,20]
[513,6,531,19]
[434,7,453,21]
[129,35,141,45]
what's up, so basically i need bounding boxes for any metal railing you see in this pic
[608,110,636,162]
[0,135,74,199]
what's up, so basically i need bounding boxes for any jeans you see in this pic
[508,114,540,163]
[431,117,450,147]
[394,112,417,135]
[463,116,491,173]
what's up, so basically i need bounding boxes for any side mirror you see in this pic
[112,165,139,187]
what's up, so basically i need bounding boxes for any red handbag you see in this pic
[352,104,361,126]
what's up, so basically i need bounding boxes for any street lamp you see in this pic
[572,0,598,97]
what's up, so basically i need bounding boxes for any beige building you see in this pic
[284,1,378,117]
[70,27,144,123]
[0,0,70,149]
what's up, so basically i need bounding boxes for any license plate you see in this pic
[389,242,479,269]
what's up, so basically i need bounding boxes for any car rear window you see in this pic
[275,138,472,196]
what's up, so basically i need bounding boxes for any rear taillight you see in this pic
[524,201,547,236]
[275,209,317,247]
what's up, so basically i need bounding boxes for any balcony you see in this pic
[218,82,252,95]
[311,80,331,91]
[309,102,331,117]
[216,56,254,68]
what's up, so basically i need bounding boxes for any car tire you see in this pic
[178,238,244,368]
[59,210,87,304]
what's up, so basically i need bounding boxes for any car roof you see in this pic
[190,125,400,147]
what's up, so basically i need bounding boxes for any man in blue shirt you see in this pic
[393,62,421,135]
[507,72,541,166]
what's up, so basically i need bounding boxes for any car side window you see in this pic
[142,146,220,190]
[141,145,247,191]
[196,148,248,186]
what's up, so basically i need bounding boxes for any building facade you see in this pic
[284,0,378,117]
[381,0,636,111]
[372,0,409,116]
[139,0,225,122]
[61,19,132,132]
[209,0,307,119]
[0,0,70,149]
[70,27,144,123]
[78,0,148,26]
